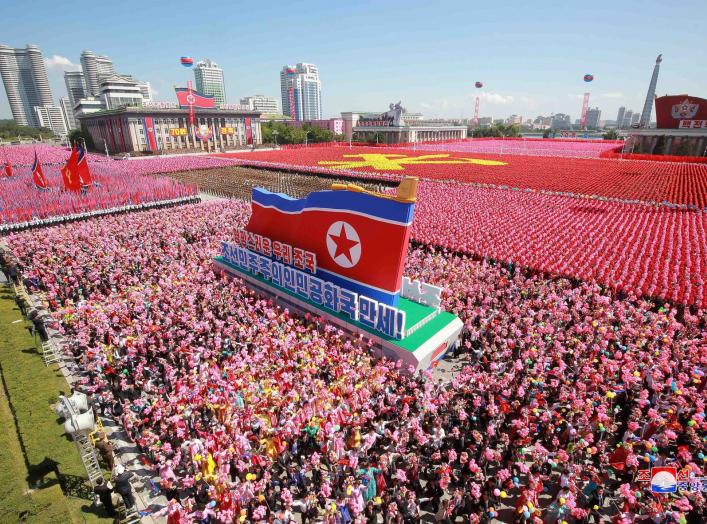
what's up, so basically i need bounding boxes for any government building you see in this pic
[342,103,467,144]
[78,104,262,154]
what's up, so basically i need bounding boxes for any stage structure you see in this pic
[214,177,463,371]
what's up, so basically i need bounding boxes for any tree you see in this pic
[602,129,619,140]
[67,128,95,150]
[471,123,520,138]
[0,119,55,141]
[301,124,335,144]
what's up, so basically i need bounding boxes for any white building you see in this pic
[73,97,105,120]
[80,50,115,96]
[137,81,152,102]
[341,104,466,144]
[194,59,226,107]
[59,97,75,131]
[240,95,279,115]
[0,44,54,127]
[280,63,321,121]
[98,75,145,110]
[34,104,68,136]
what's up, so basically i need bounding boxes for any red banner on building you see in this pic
[245,117,253,145]
[143,117,158,151]
[655,95,707,129]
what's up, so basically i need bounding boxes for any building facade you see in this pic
[64,70,86,129]
[34,104,68,136]
[289,118,344,135]
[79,107,262,154]
[81,50,115,96]
[99,75,146,110]
[622,94,707,158]
[194,59,226,107]
[616,107,626,129]
[280,63,321,121]
[137,81,152,102]
[342,106,466,144]
[240,95,279,115]
[0,44,54,127]
[59,97,74,131]
[585,107,602,129]
[73,97,106,121]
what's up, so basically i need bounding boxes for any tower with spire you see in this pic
[639,54,662,128]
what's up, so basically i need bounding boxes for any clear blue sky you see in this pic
[1,0,705,122]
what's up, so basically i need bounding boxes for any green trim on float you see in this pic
[215,256,458,353]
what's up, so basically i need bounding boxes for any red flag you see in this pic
[61,147,81,191]
[76,145,92,185]
[3,159,12,177]
[31,151,48,189]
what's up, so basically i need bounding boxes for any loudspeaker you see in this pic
[56,392,89,420]
[64,411,95,435]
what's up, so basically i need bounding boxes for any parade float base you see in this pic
[214,257,463,371]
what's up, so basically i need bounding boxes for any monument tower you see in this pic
[639,54,662,128]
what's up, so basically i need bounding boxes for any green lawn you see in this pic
[0,285,109,523]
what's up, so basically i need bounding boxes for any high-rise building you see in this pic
[33,104,68,136]
[0,44,54,127]
[631,112,640,127]
[194,59,226,106]
[63,70,86,129]
[622,110,634,129]
[280,63,321,121]
[639,54,662,128]
[240,95,279,114]
[616,107,626,129]
[586,107,602,129]
[81,50,115,96]
[59,97,74,130]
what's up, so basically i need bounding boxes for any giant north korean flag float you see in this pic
[214,177,463,370]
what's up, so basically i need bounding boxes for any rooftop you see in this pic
[77,105,262,119]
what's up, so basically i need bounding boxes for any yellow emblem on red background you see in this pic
[318,153,507,171]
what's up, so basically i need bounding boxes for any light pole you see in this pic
[272,130,279,148]
[304,130,311,147]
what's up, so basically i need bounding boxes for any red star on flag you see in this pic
[328,223,359,264]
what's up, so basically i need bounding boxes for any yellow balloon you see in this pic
[500,491,508,498]
[559,497,566,505]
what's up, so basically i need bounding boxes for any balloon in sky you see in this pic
[583,74,594,82]
[180,57,194,68]
[475,81,483,88]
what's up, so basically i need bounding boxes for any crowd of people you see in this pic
[5,199,704,523]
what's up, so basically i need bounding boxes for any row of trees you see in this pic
[0,119,56,141]
[261,121,342,145]
[467,123,521,138]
